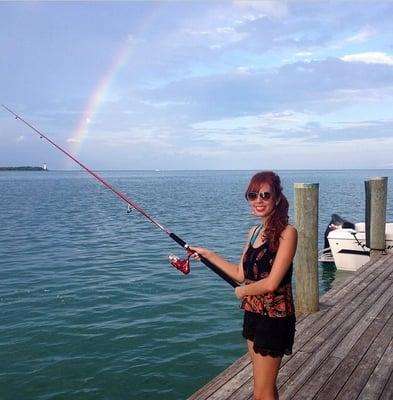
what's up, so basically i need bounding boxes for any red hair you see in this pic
[245,171,289,251]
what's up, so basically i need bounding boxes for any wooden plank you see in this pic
[227,376,253,400]
[295,264,392,364]
[335,311,393,400]
[293,306,330,337]
[301,258,393,353]
[290,355,342,400]
[321,254,392,310]
[320,254,386,305]
[296,290,393,400]
[314,294,393,399]
[294,256,393,352]
[187,353,250,400]
[359,338,393,399]
[279,266,393,399]
[277,350,311,388]
[206,363,252,400]
[331,288,393,359]
[379,368,393,400]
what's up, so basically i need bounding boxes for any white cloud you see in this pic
[191,110,312,131]
[138,99,189,109]
[346,27,377,43]
[126,34,138,44]
[189,110,318,148]
[329,119,392,130]
[185,25,247,50]
[16,135,25,142]
[215,26,248,44]
[341,52,393,66]
[235,65,255,74]
[295,51,313,57]
[233,1,289,18]
[66,138,81,143]
[88,128,173,147]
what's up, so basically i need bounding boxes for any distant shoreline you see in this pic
[0,166,47,171]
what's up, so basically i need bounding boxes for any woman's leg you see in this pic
[247,339,255,362]
[247,340,282,400]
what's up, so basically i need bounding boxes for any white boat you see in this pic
[319,214,393,271]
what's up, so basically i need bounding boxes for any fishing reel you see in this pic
[168,253,191,274]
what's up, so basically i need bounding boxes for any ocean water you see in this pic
[1,169,392,400]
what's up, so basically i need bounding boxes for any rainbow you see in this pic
[67,4,163,163]
[67,42,131,157]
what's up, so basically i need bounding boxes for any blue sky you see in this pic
[1,1,393,170]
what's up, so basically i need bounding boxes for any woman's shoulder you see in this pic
[246,224,262,241]
[281,224,298,240]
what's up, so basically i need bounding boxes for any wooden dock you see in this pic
[188,253,393,399]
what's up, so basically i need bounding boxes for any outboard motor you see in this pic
[324,214,355,249]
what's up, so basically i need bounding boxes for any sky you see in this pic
[1,0,393,170]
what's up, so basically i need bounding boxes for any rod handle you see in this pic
[200,256,239,288]
[169,233,187,247]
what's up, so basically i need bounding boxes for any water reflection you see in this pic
[319,262,354,295]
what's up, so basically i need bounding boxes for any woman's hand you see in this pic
[188,246,211,261]
[235,286,246,299]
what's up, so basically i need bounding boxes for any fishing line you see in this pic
[2,104,239,288]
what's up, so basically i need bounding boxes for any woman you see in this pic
[191,171,297,400]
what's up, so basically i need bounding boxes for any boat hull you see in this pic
[327,223,393,271]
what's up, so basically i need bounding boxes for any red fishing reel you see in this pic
[168,253,191,274]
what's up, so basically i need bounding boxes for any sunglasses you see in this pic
[246,191,272,201]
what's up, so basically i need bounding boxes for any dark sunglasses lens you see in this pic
[261,192,271,200]
[247,192,258,201]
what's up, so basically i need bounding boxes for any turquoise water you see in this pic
[1,170,392,400]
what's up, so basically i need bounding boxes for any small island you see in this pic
[0,166,48,171]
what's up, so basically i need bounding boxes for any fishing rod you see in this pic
[2,104,239,288]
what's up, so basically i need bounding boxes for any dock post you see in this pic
[294,183,319,314]
[365,177,388,256]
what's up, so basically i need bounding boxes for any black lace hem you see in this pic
[253,344,293,358]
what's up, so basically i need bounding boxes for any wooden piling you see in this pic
[365,177,388,255]
[294,183,319,314]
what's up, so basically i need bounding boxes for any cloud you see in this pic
[191,110,311,132]
[184,25,248,51]
[346,26,377,43]
[341,52,393,66]
[233,1,289,18]
[168,123,393,170]
[3,1,393,170]
[188,108,393,150]
[235,65,255,75]
[189,110,313,151]
[66,138,81,143]
[16,135,25,142]
[145,58,393,124]
[295,51,313,57]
